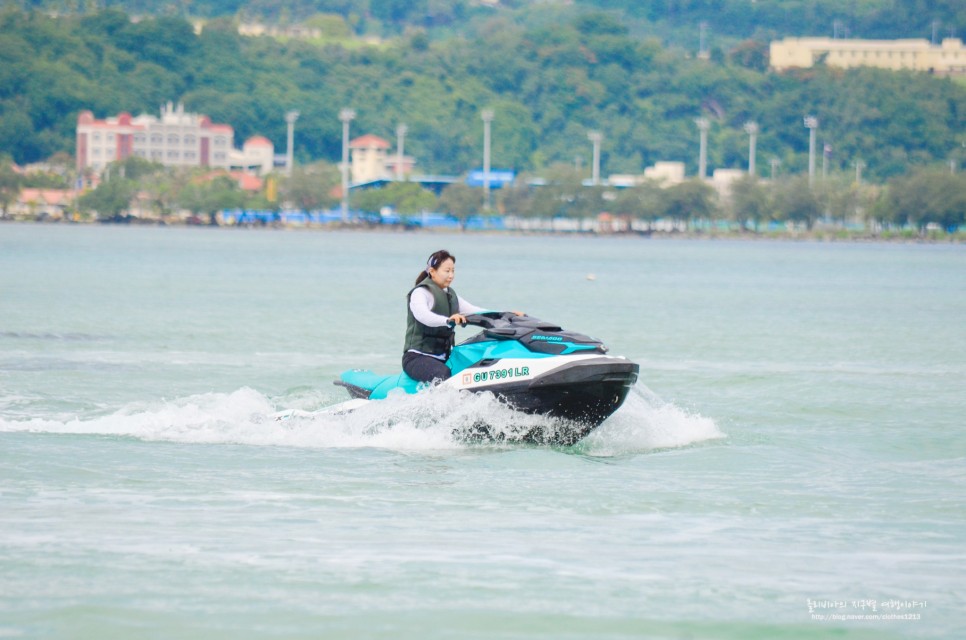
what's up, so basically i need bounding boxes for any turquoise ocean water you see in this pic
[1,225,963,639]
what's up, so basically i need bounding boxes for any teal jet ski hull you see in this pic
[336,313,639,444]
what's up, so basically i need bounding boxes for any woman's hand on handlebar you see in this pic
[448,313,467,327]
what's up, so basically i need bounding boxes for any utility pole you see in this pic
[822,140,829,180]
[695,117,710,180]
[339,108,355,222]
[587,130,603,186]
[285,110,299,176]
[744,121,759,177]
[395,123,407,181]
[698,21,709,59]
[804,115,818,186]
[482,109,494,210]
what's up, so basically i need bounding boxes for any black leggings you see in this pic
[402,351,451,383]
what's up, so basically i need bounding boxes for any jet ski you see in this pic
[333,311,639,445]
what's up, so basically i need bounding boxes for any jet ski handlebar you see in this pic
[462,312,563,332]
[463,311,521,329]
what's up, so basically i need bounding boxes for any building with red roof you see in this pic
[230,136,275,175]
[349,134,415,183]
[12,188,79,220]
[76,102,276,177]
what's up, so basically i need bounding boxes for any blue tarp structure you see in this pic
[464,215,507,230]
[398,213,507,230]
[309,210,347,224]
[223,209,278,224]
[219,207,507,230]
[404,212,460,229]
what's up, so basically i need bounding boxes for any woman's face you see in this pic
[429,258,455,289]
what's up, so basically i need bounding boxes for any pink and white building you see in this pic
[76,102,275,175]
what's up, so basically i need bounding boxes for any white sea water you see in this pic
[1,224,963,639]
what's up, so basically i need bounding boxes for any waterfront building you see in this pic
[232,136,275,175]
[349,134,390,183]
[10,188,79,220]
[601,162,688,189]
[710,168,745,199]
[644,161,686,186]
[349,134,415,184]
[76,102,274,175]
[770,37,966,75]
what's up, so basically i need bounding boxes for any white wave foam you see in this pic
[0,384,723,453]
[576,385,726,456]
[0,387,279,445]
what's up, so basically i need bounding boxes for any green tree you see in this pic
[523,163,603,219]
[115,156,165,181]
[814,174,861,225]
[496,177,537,218]
[281,161,339,210]
[728,175,770,231]
[0,157,23,218]
[391,181,437,214]
[881,169,966,232]
[728,40,769,72]
[78,173,137,220]
[772,176,822,229]
[661,179,717,227]
[608,181,666,226]
[177,173,247,224]
[352,181,437,214]
[438,182,483,228]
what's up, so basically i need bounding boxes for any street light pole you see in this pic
[587,130,603,186]
[695,117,710,180]
[744,121,759,177]
[770,157,781,180]
[285,110,299,176]
[396,123,407,181]
[804,115,818,186]
[853,159,865,184]
[482,109,494,210]
[822,140,831,180]
[339,108,355,222]
[698,21,709,59]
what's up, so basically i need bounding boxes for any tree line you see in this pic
[3,155,963,234]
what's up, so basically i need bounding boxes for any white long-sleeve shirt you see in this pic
[408,287,487,327]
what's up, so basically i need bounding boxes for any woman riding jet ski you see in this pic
[333,250,639,445]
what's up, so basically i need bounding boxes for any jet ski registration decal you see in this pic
[463,366,530,385]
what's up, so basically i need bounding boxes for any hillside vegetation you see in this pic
[1,7,965,183]
[13,0,966,41]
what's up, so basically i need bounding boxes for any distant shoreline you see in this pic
[3,219,963,244]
